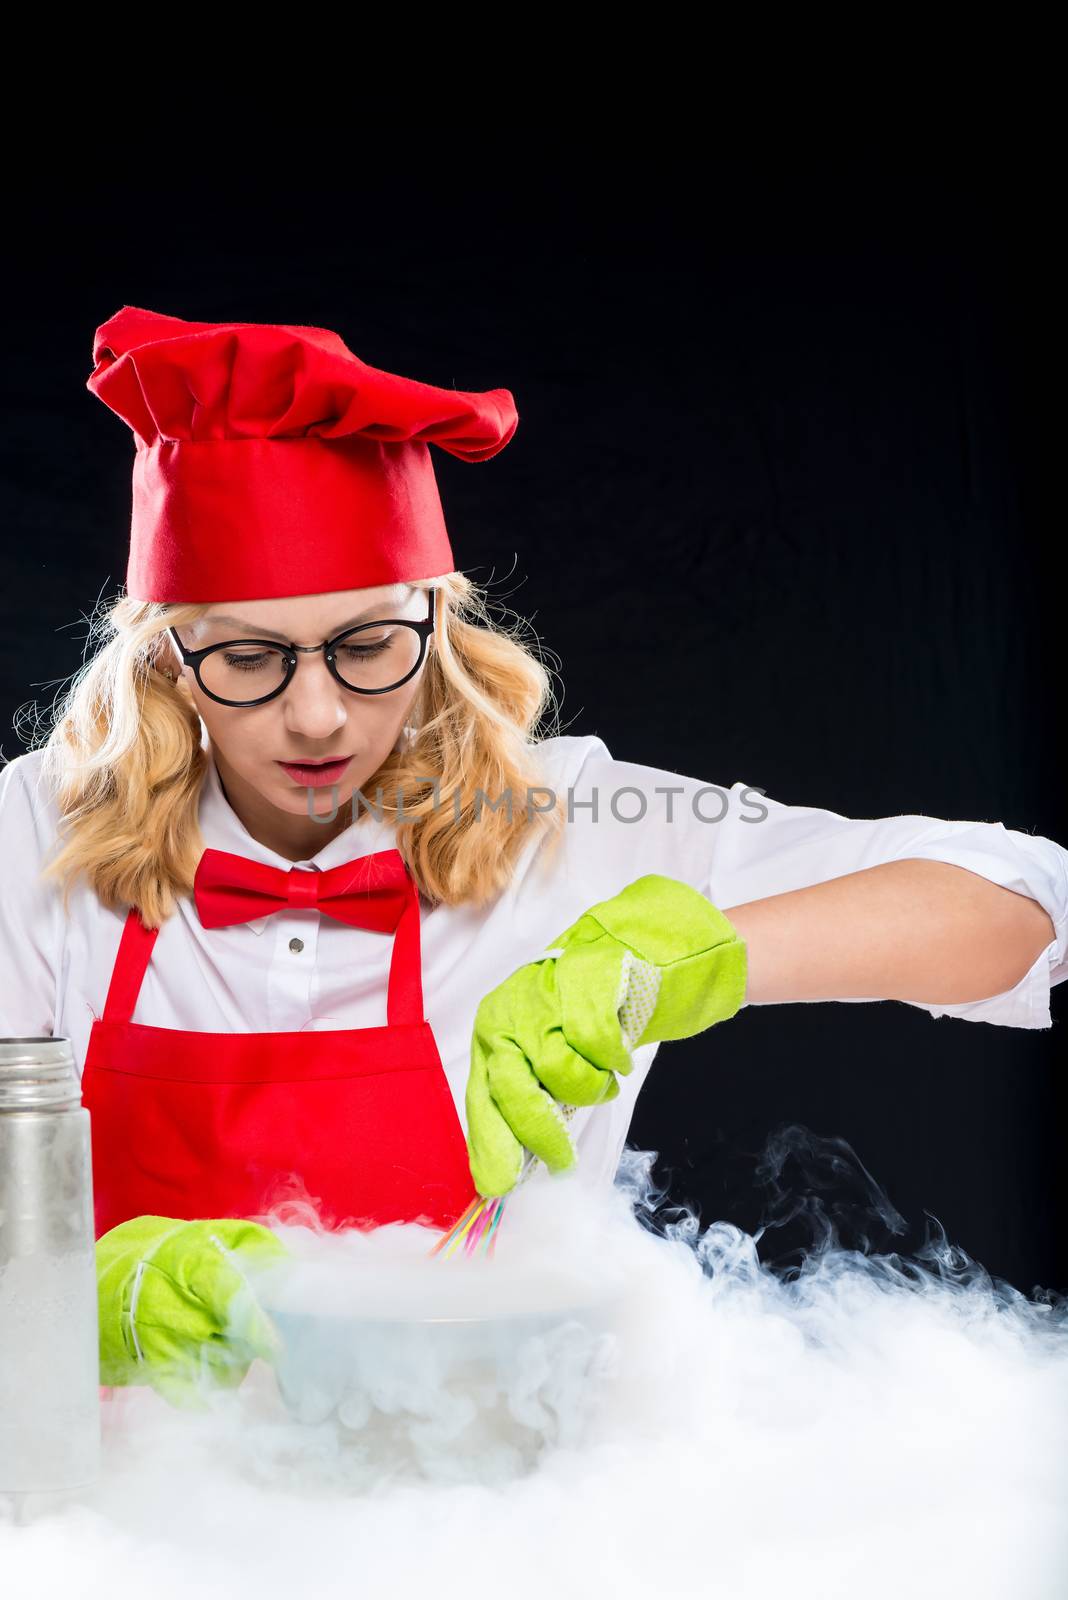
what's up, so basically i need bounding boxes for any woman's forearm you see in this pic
[720,858,1057,1007]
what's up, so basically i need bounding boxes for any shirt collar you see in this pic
[197,750,397,935]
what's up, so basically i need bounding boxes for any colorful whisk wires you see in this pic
[428,1102,583,1262]
[428,1146,543,1261]
[427,1191,507,1260]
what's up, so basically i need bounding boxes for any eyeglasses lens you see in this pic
[198,624,423,703]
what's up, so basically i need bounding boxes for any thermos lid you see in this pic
[0,1038,81,1110]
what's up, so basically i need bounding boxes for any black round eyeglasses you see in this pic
[167,591,436,708]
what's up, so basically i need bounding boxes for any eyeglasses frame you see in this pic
[166,589,436,708]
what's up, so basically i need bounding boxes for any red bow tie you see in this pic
[193,846,414,931]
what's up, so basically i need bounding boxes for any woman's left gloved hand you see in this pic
[465,874,748,1197]
[96,1215,291,1410]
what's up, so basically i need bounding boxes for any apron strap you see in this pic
[101,880,426,1027]
[386,877,425,1026]
[101,909,159,1022]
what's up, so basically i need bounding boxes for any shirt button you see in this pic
[289,937,305,954]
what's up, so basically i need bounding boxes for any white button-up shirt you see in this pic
[1,735,1066,1192]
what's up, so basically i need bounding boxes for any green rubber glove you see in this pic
[96,1215,291,1410]
[465,873,747,1197]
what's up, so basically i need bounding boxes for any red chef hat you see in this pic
[86,305,519,603]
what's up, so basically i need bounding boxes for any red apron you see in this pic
[79,864,479,1241]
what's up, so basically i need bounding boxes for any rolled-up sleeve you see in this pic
[0,753,62,1037]
[540,737,1068,1032]
[708,784,1068,1030]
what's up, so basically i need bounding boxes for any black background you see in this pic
[2,136,1064,1292]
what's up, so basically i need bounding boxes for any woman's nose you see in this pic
[280,652,349,734]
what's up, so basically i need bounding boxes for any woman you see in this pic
[1,304,1064,1407]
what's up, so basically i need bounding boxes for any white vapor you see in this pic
[2,1127,1066,1599]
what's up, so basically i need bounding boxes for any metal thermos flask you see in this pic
[0,1037,100,1511]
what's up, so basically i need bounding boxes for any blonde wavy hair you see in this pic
[19,573,569,929]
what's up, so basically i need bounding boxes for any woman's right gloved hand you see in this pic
[466,873,748,1197]
[96,1214,291,1409]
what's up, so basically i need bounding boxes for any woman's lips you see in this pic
[277,757,353,787]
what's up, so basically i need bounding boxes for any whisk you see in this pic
[427,1104,578,1262]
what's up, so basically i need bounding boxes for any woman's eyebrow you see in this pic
[200,596,408,640]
